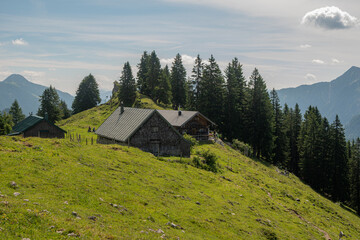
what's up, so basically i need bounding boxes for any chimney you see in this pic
[178,106,182,116]
[120,102,124,114]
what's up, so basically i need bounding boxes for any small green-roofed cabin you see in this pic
[9,115,66,138]
[95,106,190,157]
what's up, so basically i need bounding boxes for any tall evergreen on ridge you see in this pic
[349,138,360,214]
[146,51,161,100]
[119,62,137,107]
[329,115,349,202]
[224,58,246,141]
[247,68,273,160]
[198,55,225,128]
[190,54,204,110]
[9,99,25,125]
[137,51,150,95]
[38,86,62,123]
[170,53,187,109]
[157,65,172,105]
[270,89,287,166]
[72,74,101,114]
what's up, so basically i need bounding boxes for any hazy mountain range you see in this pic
[277,66,360,139]
[0,74,112,116]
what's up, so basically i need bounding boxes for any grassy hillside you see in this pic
[1,98,360,239]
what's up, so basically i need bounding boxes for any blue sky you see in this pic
[1,0,359,94]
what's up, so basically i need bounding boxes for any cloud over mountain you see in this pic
[302,6,358,30]
[12,38,28,46]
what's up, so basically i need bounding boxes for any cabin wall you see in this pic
[180,115,210,140]
[130,112,190,157]
[24,120,65,138]
[97,136,127,146]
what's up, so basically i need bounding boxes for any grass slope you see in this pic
[1,99,360,239]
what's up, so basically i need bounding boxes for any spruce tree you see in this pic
[72,74,101,114]
[157,65,172,105]
[349,138,360,214]
[247,68,273,160]
[190,54,204,110]
[59,100,71,119]
[198,55,225,127]
[146,51,161,100]
[9,99,25,124]
[224,58,246,141]
[119,62,137,107]
[37,86,62,123]
[170,53,187,109]
[0,112,13,135]
[137,51,150,95]
[270,89,287,166]
[329,115,349,202]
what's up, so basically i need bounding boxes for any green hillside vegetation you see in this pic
[1,99,360,239]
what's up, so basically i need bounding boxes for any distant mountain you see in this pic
[0,74,74,116]
[277,66,360,138]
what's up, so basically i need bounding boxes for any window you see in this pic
[152,126,159,133]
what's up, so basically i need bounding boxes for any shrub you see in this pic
[183,134,198,148]
[232,139,252,156]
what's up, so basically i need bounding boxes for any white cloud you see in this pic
[160,54,196,67]
[331,58,340,64]
[12,38,28,46]
[302,6,358,30]
[0,71,13,78]
[312,59,325,64]
[300,44,311,49]
[305,73,317,82]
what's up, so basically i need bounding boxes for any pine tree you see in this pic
[119,62,137,107]
[72,74,101,114]
[9,99,25,124]
[247,68,273,160]
[270,89,287,166]
[224,58,246,141]
[157,65,172,105]
[198,55,225,127]
[137,51,150,95]
[170,53,187,109]
[146,51,161,100]
[37,86,62,123]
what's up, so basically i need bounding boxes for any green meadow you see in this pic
[1,98,360,239]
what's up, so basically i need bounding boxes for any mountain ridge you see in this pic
[277,66,360,136]
[0,74,74,115]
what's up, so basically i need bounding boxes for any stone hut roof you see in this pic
[157,110,216,127]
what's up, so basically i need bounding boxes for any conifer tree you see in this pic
[38,86,62,123]
[170,53,187,109]
[157,65,172,105]
[119,62,137,107]
[349,138,360,214]
[0,112,13,135]
[198,55,225,127]
[329,115,349,202]
[247,68,273,160]
[190,54,204,110]
[59,100,71,119]
[270,89,287,166]
[146,51,161,100]
[137,51,150,95]
[72,74,101,114]
[9,99,25,124]
[224,58,246,141]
